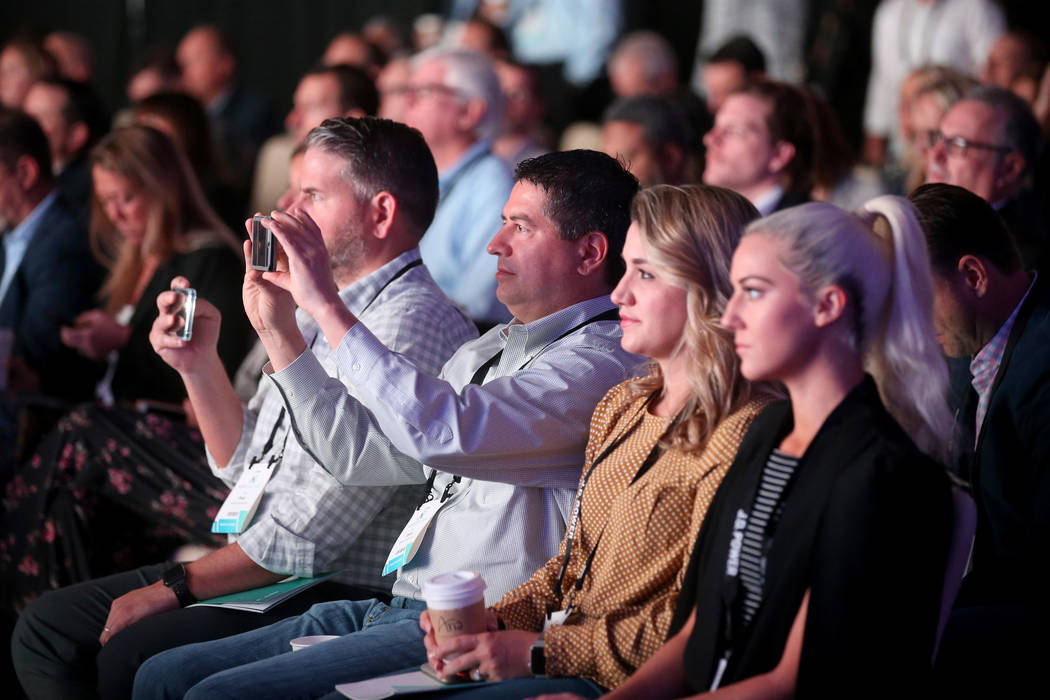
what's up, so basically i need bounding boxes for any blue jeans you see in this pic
[132,597,428,700]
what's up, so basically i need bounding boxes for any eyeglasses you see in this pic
[926,130,1012,158]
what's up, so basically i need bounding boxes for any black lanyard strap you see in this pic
[360,259,422,315]
[469,307,620,386]
[551,394,686,606]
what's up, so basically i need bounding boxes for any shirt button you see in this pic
[352,362,361,372]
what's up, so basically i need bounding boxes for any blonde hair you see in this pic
[744,198,954,462]
[628,184,777,455]
[89,125,239,312]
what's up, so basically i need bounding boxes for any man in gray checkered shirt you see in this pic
[12,117,477,700]
[132,150,645,699]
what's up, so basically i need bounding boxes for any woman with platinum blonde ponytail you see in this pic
[538,197,954,700]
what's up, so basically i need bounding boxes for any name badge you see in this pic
[543,609,570,632]
[211,457,278,534]
[382,497,445,576]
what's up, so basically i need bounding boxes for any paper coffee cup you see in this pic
[422,571,487,645]
[289,635,340,652]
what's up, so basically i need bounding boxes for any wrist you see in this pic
[179,351,226,387]
[258,324,309,373]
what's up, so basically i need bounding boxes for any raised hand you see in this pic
[149,276,222,377]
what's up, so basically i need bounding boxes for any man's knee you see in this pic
[12,590,100,694]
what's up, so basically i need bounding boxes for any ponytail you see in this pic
[858,196,954,463]
[744,198,953,462]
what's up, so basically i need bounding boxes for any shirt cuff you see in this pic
[267,346,336,411]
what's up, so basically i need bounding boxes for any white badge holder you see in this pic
[211,458,279,534]
[543,609,571,632]
[382,498,446,576]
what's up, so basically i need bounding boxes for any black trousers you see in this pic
[11,564,381,700]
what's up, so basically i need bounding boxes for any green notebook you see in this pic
[190,574,332,612]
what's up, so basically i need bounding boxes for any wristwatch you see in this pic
[529,635,546,677]
[162,563,197,607]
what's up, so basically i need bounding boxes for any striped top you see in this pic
[737,449,800,628]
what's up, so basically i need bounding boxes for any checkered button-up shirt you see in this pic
[209,249,477,592]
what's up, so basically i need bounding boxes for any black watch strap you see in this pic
[529,637,546,676]
[162,563,197,607]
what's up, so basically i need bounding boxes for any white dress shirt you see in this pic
[270,295,644,603]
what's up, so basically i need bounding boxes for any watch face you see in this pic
[163,563,186,586]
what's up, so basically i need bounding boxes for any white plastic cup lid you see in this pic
[422,570,486,609]
[289,635,340,651]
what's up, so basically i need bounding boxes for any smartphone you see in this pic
[251,214,278,272]
[419,663,478,685]
[168,287,197,341]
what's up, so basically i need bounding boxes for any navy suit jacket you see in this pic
[0,194,104,399]
[961,272,1050,608]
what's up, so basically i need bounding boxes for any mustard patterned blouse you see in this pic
[492,380,770,689]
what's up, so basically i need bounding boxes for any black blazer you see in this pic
[671,377,951,696]
[109,243,251,404]
[0,194,104,399]
[962,272,1050,608]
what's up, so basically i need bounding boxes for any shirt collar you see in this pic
[970,272,1037,380]
[439,140,491,186]
[5,190,58,243]
[499,294,617,356]
[751,184,784,217]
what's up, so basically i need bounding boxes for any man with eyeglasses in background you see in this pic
[403,47,514,327]
[926,85,1046,270]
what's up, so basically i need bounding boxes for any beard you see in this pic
[326,225,368,286]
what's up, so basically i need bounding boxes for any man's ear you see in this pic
[996,151,1026,191]
[14,154,41,191]
[371,191,398,239]
[957,254,991,298]
[575,231,609,277]
[457,98,487,134]
[343,107,367,119]
[768,140,796,178]
[66,122,90,156]
[812,284,849,328]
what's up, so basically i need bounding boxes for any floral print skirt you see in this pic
[1,403,228,613]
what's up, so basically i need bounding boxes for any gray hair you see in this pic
[610,31,677,83]
[413,47,505,142]
[963,84,1043,170]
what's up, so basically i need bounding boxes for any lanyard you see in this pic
[419,307,620,510]
[468,307,620,386]
[250,332,319,470]
[550,395,687,615]
[360,259,422,315]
